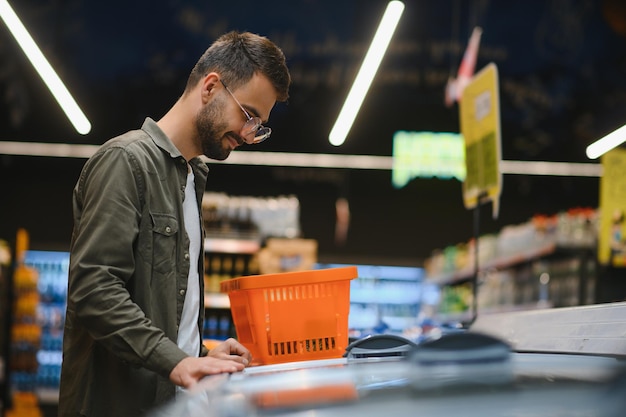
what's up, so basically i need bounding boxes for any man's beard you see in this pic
[195,96,235,161]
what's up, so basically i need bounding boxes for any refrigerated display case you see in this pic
[22,250,69,405]
[147,302,626,417]
[314,263,426,339]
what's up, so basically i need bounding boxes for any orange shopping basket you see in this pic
[220,266,358,365]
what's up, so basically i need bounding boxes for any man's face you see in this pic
[196,73,278,161]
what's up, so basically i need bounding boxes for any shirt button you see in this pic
[184,253,190,260]
[165,226,171,233]
[179,289,185,296]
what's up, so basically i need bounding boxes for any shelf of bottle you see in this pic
[204,237,260,254]
[426,242,558,286]
[426,240,594,286]
[205,292,230,309]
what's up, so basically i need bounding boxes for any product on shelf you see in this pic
[202,192,301,240]
[257,238,318,274]
[0,239,10,412]
[23,250,69,400]
[425,207,599,281]
[201,195,308,346]
[202,240,261,344]
[423,208,599,323]
[7,230,43,415]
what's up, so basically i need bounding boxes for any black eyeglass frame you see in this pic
[220,79,271,144]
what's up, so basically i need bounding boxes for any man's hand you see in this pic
[169,338,252,388]
[207,338,252,365]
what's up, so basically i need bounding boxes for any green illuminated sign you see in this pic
[392,131,466,188]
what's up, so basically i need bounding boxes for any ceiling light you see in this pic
[586,123,626,159]
[0,0,91,134]
[329,0,404,146]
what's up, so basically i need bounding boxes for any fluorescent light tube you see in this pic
[586,123,626,159]
[0,0,91,134]
[329,1,404,146]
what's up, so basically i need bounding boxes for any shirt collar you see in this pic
[141,117,210,177]
[141,117,182,159]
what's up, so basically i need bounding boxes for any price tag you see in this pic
[599,148,626,266]
[459,63,502,218]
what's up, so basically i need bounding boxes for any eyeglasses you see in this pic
[220,79,271,144]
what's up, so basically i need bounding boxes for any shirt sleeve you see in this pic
[69,145,187,378]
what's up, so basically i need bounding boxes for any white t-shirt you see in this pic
[177,169,201,359]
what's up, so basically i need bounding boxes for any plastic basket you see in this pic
[220,266,358,365]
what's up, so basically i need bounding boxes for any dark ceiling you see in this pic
[2,0,626,160]
[1,0,626,261]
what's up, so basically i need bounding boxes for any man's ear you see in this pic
[201,72,220,101]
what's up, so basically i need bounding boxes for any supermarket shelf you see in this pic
[434,302,554,325]
[205,292,230,309]
[479,301,554,314]
[426,240,594,286]
[204,238,260,254]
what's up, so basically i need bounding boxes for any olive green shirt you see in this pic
[59,118,209,417]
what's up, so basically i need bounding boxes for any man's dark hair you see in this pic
[185,31,290,101]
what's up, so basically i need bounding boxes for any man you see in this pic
[59,31,291,417]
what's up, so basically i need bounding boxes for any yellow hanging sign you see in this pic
[459,63,502,218]
[598,148,626,266]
